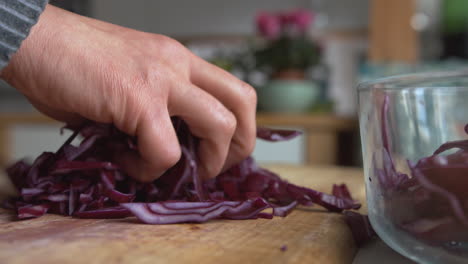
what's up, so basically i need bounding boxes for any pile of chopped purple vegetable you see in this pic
[374,96,468,255]
[4,118,361,224]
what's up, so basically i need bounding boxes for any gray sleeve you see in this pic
[0,0,48,71]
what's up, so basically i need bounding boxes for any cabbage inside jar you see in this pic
[358,71,468,264]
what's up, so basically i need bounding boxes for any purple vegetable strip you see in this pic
[433,139,468,155]
[17,204,50,219]
[51,161,118,174]
[62,134,102,161]
[381,95,391,154]
[105,189,135,203]
[122,198,270,224]
[43,194,68,202]
[75,206,132,219]
[343,211,376,247]
[21,188,44,197]
[26,152,54,186]
[373,94,468,253]
[409,163,468,226]
[222,199,270,220]
[286,184,361,212]
[332,184,352,199]
[68,186,75,216]
[4,121,361,224]
[6,160,30,189]
[256,127,302,142]
[79,193,93,204]
[272,201,298,217]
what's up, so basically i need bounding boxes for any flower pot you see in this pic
[257,79,320,113]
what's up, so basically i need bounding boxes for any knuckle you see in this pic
[112,85,150,136]
[241,82,258,107]
[153,34,186,56]
[158,144,182,170]
[214,106,237,135]
[236,132,256,159]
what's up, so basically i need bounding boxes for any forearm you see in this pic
[0,0,48,72]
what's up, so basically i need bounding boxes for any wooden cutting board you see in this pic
[0,165,365,264]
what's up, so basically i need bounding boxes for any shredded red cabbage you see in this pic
[280,245,288,252]
[375,96,468,254]
[343,211,376,247]
[256,127,302,142]
[4,119,360,224]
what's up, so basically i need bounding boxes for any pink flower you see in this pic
[279,9,313,33]
[291,10,313,33]
[279,12,295,25]
[256,12,281,39]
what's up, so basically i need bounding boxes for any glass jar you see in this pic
[358,71,468,264]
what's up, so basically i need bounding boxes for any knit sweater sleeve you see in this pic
[0,0,48,71]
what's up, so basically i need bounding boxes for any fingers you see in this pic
[189,56,257,170]
[117,107,181,182]
[169,82,237,179]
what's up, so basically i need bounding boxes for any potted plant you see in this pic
[254,9,321,113]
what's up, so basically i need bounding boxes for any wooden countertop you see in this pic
[0,165,365,264]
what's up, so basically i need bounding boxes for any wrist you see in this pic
[0,0,48,79]
[1,5,69,95]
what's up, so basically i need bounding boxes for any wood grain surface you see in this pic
[0,165,365,264]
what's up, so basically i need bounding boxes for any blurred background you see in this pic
[1,0,468,169]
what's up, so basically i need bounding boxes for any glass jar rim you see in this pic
[357,69,468,91]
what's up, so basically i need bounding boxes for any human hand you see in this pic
[0,5,257,182]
